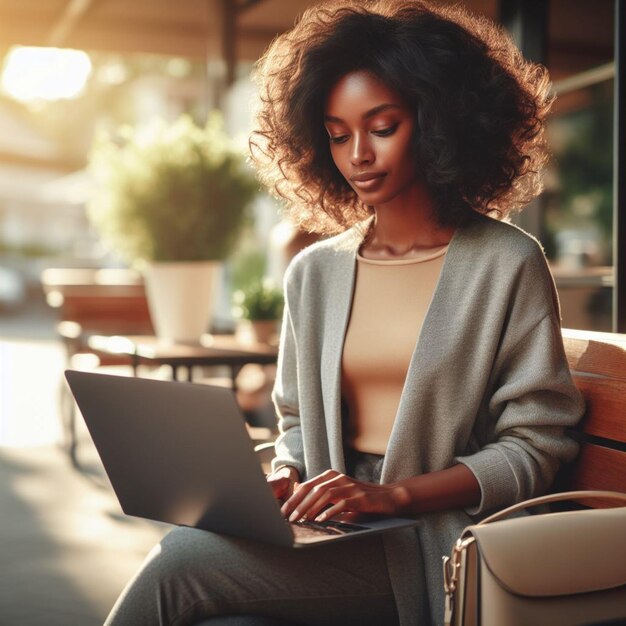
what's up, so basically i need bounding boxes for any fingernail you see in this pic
[315,514,326,522]
[289,510,299,522]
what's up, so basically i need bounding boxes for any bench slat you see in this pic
[564,443,626,506]
[563,331,626,381]
[571,375,626,444]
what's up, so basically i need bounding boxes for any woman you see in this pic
[105,2,584,625]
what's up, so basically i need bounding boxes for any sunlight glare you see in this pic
[1,46,92,102]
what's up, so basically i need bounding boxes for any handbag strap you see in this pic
[478,490,626,526]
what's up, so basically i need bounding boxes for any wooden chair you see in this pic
[41,268,154,464]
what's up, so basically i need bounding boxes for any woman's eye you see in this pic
[372,124,398,137]
[329,135,349,145]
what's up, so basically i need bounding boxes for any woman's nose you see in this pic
[350,134,374,166]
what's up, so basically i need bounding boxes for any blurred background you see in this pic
[0,0,620,624]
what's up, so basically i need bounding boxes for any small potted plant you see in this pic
[232,279,284,344]
[87,113,258,342]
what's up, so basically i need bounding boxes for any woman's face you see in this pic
[324,70,418,206]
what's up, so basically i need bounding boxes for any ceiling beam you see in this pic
[47,0,95,48]
[236,0,266,12]
[0,150,84,173]
[0,15,217,59]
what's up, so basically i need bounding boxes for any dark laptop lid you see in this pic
[64,370,293,546]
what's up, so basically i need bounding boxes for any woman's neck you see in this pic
[360,183,456,259]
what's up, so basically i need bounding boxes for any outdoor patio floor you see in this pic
[0,336,168,626]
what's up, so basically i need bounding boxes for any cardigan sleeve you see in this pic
[270,274,306,478]
[454,249,585,515]
[455,312,584,514]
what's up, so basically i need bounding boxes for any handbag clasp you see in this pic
[443,537,474,626]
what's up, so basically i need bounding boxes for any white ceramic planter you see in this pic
[236,319,280,345]
[143,261,222,343]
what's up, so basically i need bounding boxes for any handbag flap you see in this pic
[469,507,626,597]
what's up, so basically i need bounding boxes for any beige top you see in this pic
[342,245,448,454]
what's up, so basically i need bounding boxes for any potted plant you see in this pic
[87,113,258,342]
[232,279,284,344]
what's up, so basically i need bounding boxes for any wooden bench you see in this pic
[555,328,626,505]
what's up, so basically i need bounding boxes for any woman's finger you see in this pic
[315,496,365,521]
[284,474,345,520]
[312,487,399,521]
[267,476,291,500]
[298,484,361,521]
[280,469,341,518]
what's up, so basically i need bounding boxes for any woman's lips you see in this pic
[350,173,386,191]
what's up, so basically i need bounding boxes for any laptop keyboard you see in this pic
[290,519,367,539]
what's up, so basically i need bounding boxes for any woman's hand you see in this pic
[266,465,300,503]
[280,469,409,522]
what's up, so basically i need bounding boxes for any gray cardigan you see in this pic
[271,213,585,625]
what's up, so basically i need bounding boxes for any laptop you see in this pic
[64,370,419,547]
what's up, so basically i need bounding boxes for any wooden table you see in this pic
[88,334,279,390]
[55,334,279,466]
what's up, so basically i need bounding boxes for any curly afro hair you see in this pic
[250,0,554,234]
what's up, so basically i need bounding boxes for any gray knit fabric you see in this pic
[271,213,585,626]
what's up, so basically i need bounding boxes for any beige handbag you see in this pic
[443,490,626,626]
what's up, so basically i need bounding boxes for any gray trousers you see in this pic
[104,527,398,626]
[104,451,399,626]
